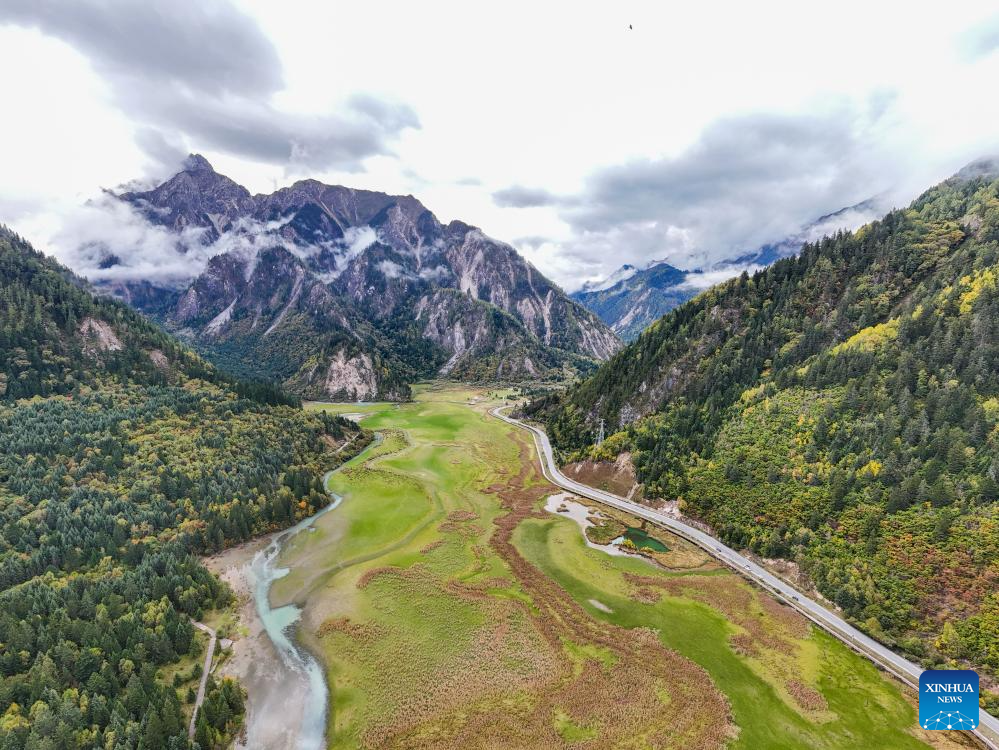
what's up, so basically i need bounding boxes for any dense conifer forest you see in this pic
[0,231,364,749]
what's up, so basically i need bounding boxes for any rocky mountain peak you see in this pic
[109,160,621,399]
[120,156,252,236]
[183,153,215,173]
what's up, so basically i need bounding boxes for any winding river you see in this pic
[243,434,378,750]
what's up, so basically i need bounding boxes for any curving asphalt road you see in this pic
[492,406,999,749]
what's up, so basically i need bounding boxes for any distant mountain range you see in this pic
[99,155,619,399]
[572,198,889,341]
[571,261,695,342]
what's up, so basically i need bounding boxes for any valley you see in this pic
[536,168,999,712]
[3,7,998,750]
[4,162,997,750]
[215,384,970,750]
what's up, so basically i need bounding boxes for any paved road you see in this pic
[188,621,218,739]
[492,406,999,749]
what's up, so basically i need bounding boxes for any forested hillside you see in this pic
[0,227,293,406]
[0,230,365,748]
[533,167,999,703]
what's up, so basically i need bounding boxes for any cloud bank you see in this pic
[501,104,915,290]
[47,195,215,288]
[958,13,999,61]
[0,0,418,175]
[677,264,765,291]
[492,185,561,208]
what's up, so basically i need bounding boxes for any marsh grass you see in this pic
[515,513,969,749]
[283,386,959,750]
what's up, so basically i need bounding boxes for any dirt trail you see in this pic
[188,621,217,738]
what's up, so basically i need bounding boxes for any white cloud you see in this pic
[418,265,451,282]
[23,194,315,288]
[677,265,765,291]
[377,259,405,279]
[799,202,889,243]
[578,264,639,293]
[376,257,450,283]
[314,226,380,282]
[339,226,378,267]
[0,0,417,175]
[36,195,214,287]
[3,1,999,290]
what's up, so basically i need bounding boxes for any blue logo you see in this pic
[919,670,979,731]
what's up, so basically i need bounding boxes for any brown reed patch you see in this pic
[356,566,398,589]
[631,586,662,604]
[349,566,559,748]
[787,679,826,713]
[437,509,484,538]
[318,616,384,642]
[758,591,810,638]
[420,539,446,554]
[729,633,759,658]
[437,520,484,537]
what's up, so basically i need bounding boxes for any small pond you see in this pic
[612,527,669,552]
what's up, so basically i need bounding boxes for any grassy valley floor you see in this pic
[269,384,970,749]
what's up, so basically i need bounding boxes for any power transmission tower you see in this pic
[597,418,605,446]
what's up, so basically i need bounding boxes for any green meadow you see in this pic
[269,385,962,750]
[514,513,955,750]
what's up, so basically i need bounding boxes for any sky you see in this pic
[1,1,999,291]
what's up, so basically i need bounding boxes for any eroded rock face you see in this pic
[321,349,377,401]
[113,155,621,398]
[147,349,170,370]
[413,288,556,379]
[79,317,123,354]
[440,227,620,361]
[286,345,413,402]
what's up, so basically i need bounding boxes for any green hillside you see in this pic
[0,230,365,748]
[0,228,294,406]
[533,170,999,706]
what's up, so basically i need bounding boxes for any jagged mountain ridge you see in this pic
[112,155,619,399]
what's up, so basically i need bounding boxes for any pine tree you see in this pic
[194,710,213,750]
